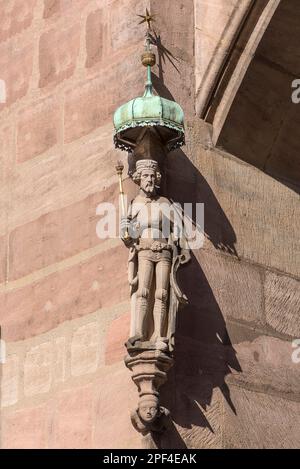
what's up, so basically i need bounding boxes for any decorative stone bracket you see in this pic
[125,349,173,435]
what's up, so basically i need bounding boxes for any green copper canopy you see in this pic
[113,91,185,152]
[113,40,185,153]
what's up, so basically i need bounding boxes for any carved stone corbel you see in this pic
[125,349,173,435]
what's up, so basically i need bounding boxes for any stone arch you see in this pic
[198,0,300,190]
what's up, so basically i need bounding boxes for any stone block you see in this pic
[0,354,18,407]
[43,0,60,18]
[224,387,300,448]
[39,24,80,88]
[0,234,7,284]
[53,336,66,383]
[0,0,37,43]
[227,335,300,400]
[51,384,93,449]
[265,271,300,337]
[174,387,223,449]
[64,76,109,143]
[1,246,128,341]
[43,0,90,18]
[16,96,61,163]
[24,341,52,396]
[195,249,263,325]
[193,148,300,278]
[94,365,142,449]
[109,0,147,52]
[85,9,104,68]
[64,52,143,143]
[8,184,118,280]
[71,321,99,376]
[0,42,33,108]
[2,403,49,448]
[105,312,130,365]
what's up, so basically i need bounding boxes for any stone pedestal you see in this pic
[125,348,173,434]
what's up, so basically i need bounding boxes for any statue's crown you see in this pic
[136,159,158,172]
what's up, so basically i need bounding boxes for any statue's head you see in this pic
[137,395,159,424]
[133,159,161,196]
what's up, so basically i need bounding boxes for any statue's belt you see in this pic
[136,240,172,253]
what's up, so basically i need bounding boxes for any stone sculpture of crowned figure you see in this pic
[120,158,191,354]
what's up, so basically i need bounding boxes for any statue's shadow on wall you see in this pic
[154,149,242,449]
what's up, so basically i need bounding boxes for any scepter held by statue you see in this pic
[115,161,130,240]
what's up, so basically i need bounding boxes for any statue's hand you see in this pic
[179,249,191,265]
[120,218,133,246]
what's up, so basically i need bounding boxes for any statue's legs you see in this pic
[135,255,154,339]
[153,254,171,341]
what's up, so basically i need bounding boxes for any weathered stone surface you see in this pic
[9,122,114,230]
[109,0,148,52]
[43,0,60,18]
[2,403,49,448]
[0,0,299,452]
[226,335,300,400]
[224,387,300,448]
[94,365,142,449]
[64,54,143,143]
[151,0,195,118]
[0,354,18,407]
[16,96,61,163]
[85,9,104,68]
[0,234,7,284]
[64,77,108,143]
[0,124,14,236]
[1,246,128,341]
[39,24,80,88]
[0,41,33,108]
[24,342,52,396]
[193,148,300,278]
[51,384,94,449]
[8,184,118,280]
[53,337,66,383]
[174,388,223,449]
[0,0,37,43]
[105,312,129,365]
[195,249,264,325]
[71,321,99,376]
[43,0,90,18]
[265,271,300,337]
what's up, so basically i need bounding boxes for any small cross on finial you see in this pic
[137,8,155,31]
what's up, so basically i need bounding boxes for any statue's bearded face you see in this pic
[140,168,156,195]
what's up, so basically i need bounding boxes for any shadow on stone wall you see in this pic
[151,148,242,449]
[143,29,242,449]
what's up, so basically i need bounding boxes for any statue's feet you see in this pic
[126,334,145,348]
[154,337,169,352]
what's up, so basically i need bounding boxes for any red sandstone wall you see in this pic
[1,0,300,450]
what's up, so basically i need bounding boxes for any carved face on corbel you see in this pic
[138,397,159,424]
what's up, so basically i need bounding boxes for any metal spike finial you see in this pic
[137,9,156,96]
